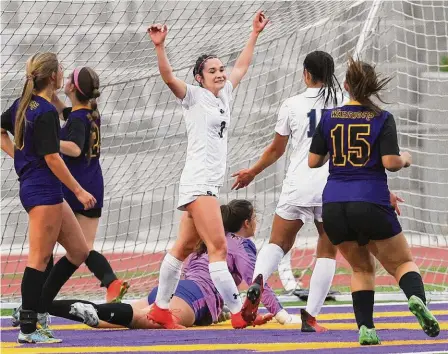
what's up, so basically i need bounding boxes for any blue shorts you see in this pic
[20,178,63,211]
[148,279,212,326]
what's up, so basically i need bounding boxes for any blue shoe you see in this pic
[37,312,58,339]
[17,329,62,344]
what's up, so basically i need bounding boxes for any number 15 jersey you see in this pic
[275,88,346,206]
[310,102,400,206]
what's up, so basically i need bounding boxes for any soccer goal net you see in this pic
[1,1,447,303]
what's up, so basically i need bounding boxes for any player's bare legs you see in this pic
[186,196,248,328]
[337,241,379,344]
[368,233,439,337]
[148,212,199,329]
[242,214,302,323]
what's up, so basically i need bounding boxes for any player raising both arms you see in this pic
[145,11,268,329]
[47,200,299,329]
[308,57,440,345]
[53,67,129,302]
[1,52,95,344]
[232,51,345,331]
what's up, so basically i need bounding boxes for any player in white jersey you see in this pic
[146,11,269,330]
[232,51,345,332]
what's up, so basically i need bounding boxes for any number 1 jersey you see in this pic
[310,103,400,206]
[275,88,346,206]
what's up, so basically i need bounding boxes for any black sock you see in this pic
[50,300,133,328]
[399,271,426,304]
[43,254,54,282]
[96,303,133,327]
[20,267,46,334]
[50,300,97,323]
[352,290,375,329]
[85,250,118,288]
[38,256,78,313]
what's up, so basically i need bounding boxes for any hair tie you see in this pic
[73,67,87,97]
[26,74,35,81]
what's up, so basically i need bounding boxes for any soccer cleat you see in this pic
[230,311,249,329]
[408,295,440,337]
[69,303,99,327]
[300,309,328,333]
[37,312,57,339]
[252,313,274,326]
[241,274,264,323]
[17,329,62,344]
[106,280,130,303]
[11,305,21,327]
[358,325,380,345]
[147,303,185,329]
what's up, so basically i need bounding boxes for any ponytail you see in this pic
[15,77,35,149]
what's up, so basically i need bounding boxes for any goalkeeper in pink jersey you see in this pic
[47,200,300,328]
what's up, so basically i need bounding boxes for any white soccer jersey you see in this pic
[177,80,233,186]
[275,87,347,206]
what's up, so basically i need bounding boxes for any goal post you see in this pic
[1,1,447,304]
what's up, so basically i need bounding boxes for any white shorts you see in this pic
[275,200,323,223]
[177,184,220,211]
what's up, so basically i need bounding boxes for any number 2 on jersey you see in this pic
[331,124,371,166]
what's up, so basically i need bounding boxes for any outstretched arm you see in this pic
[148,24,187,100]
[229,11,269,89]
[232,133,288,190]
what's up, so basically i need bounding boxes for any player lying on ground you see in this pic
[1,52,96,344]
[146,11,269,329]
[308,56,440,345]
[47,200,300,328]
[232,50,345,332]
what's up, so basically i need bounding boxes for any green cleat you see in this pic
[358,325,380,345]
[17,329,62,344]
[408,295,440,337]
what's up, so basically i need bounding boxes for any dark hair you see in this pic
[192,54,217,86]
[195,199,254,256]
[345,56,392,114]
[15,52,59,149]
[71,67,101,162]
[303,51,341,108]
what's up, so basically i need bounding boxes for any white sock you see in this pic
[155,253,183,309]
[209,261,242,314]
[252,243,285,282]
[306,258,336,317]
[278,249,297,292]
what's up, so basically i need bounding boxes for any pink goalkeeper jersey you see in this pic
[182,232,283,322]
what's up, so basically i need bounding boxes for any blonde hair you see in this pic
[15,52,59,149]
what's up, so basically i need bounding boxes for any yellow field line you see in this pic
[2,339,448,353]
[1,321,447,331]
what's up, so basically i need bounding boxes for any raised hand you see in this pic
[252,10,269,34]
[147,24,168,46]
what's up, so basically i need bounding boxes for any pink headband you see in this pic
[73,67,87,97]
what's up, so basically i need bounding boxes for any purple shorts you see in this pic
[20,177,63,211]
[148,279,212,326]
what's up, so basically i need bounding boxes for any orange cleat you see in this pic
[252,313,274,326]
[106,280,130,303]
[230,311,249,329]
[300,309,328,333]
[241,274,264,323]
[147,303,185,329]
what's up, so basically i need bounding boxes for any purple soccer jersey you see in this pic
[316,104,396,206]
[182,233,283,322]
[60,108,103,211]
